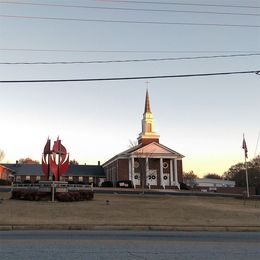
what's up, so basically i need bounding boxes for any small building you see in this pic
[103,90,184,189]
[64,164,105,186]
[194,178,235,188]
[192,178,236,192]
[0,165,14,181]
[0,163,105,186]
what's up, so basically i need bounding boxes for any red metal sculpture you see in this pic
[42,137,69,181]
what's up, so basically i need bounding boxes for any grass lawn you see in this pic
[0,192,260,227]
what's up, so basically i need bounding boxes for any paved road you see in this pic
[1,231,260,259]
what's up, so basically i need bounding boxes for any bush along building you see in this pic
[103,90,184,189]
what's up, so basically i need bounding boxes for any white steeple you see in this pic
[138,90,160,145]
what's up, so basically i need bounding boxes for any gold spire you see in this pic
[144,89,151,113]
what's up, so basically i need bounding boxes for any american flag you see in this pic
[242,134,248,158]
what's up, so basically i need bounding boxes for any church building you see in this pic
[103,90,184,189]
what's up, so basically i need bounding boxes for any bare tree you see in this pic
[70,159,79,165]
[18,158,39,164]
[204,173,222,179]
[0,150,5,162]
[183,171,198,188]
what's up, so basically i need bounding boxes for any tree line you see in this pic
[183,156,260,188]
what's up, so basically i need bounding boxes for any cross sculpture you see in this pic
[42,137,69,181]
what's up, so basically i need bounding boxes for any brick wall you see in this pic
[177,160,183,183]
[118,159,129,180]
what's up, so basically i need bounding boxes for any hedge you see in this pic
[0,179,12,186]
[101,181,113,187]
[11,189,94,202]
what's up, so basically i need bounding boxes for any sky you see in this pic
[0,0,259,177]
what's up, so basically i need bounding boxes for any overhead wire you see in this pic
[0,1,259,16]
[1,53,260,65]
[1,14,260,28]
[92,0,260,9]
[0,70,259,84]
[1,48,260,54]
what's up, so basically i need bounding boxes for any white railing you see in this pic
[12,182,93,192]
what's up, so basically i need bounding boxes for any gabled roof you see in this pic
[1,164,43,176]
[64,165,105,177]
[102,143,142,167]
[103,142,184,166]
[0,163,105,177]
[132,142,184,158]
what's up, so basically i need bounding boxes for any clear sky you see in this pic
[0,0,259,177]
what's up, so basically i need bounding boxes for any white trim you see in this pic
[146,157,149,186]
[102,156,128,167]
[128,158,131,181]
[174,158,179,185]
[131,155,179,159]
[131,156,135,182]
[160,158,164,188]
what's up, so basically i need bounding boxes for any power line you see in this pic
[1,70,259,84]
[1,48,260,54]
[92,0,260,9]
[1,14,260,28]
[1,53,260,65]
[1,1,259,17]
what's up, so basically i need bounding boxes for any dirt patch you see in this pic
[0,192,260,226]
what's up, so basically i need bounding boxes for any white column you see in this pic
[160,158,164,188]
[146,157,149,187]
[128,157,132,180]
[170,159,173,186]
[131,156,135,182]
[174,159,179,187]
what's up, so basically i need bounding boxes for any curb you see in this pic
[1,225,260,232]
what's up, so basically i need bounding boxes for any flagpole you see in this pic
[244,154,250,198]
[243,133,250,198]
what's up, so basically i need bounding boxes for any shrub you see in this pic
[23,180,32,184]
[101,181,113,187]
[79,190,94,200]
[56,191,94,202]
[116,180,134,188]
[11,189,94,202]
[180,182,190,190]
[0,179,12,186]
[11,190,51,201]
